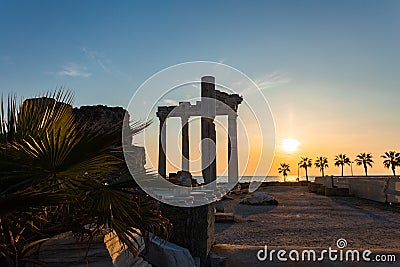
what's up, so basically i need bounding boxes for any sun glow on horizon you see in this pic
[281,138,300,153]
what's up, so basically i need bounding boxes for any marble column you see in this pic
[201,76,216,184]
[181,115,189,172]
[228,113,238,184]
[158,115,167,178]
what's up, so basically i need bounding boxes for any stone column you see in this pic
[201,76,216,184]
[158,115,167,178]
[181,115,189,172]
[228,113,238,184]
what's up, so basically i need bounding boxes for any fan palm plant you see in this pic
[278,163,290,182]
[298,157,312,181]
[334,154,350,176]
[315,156,329,177]
[355,153,374,176]
[381,151,400,176]
[0,92,170,266]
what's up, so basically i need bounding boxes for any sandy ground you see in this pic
[212,186,400,266]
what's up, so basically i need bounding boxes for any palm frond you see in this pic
[0,90,170,264]
[0,189,67,216]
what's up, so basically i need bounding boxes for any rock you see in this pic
[215,203,225,213]
[133,257,143,267]
[308,183,320,193]
[132,256,143,266]
[215,212,235,223]
[209,253,227,267]
[239,192,278,205]
[221,195,234,201]
[325,187,350,196]
[136,257,151,267]
[309,183,326,195]
[38,230,149,267]
[194,257,201,267]
[231,184,242,195]
[168,171,199,187]
[38,232,112,267]
[143,233,196,267]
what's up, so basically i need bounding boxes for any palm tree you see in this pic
[298,157,312,181]
[334,154,350,176]
[0,92,170,265]
[355,153,374,176]
[381,151,400,176]
[315,156,329,177]
[278,163,290,182]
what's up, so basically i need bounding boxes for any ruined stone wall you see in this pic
[22,99,145,171]
[73,105,145,172]
[73,105,132,146]
[159,204,215,267]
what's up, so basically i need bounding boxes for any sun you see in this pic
[281,138,300,153]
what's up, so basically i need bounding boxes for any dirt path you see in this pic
[213,186,400,266]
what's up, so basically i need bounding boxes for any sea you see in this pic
[193,175,316,184]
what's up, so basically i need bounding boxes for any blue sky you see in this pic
[1,1,399,175]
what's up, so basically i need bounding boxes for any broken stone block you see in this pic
[239,192,278,205]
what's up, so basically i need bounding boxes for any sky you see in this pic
[1,1,400,177]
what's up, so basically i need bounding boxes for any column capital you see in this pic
[181,114,190,121]
[157,112,168,122]
[228,112,238,120]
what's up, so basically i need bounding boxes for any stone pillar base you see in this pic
[160,203,215,267]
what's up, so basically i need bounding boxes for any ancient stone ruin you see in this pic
[156,76,243,266]
[156,76,243,185]
[73,104,146,171]
[22,98,146,173]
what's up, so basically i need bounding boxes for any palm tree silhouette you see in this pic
[381,151,400,176]
[334,154,350,176]
[0,92,171,263]
[355,153,374,176]
[315,156,329,177]
[298,157,312,181]
[278,163,291,182]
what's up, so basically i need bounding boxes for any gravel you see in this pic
[215,186,400,250]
